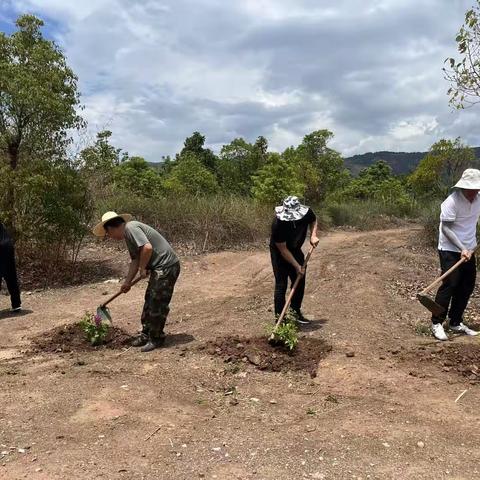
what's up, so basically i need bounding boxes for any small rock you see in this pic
[247,354,262,366]
[35,468,42,473]
[236,343,244,349]
[250,397,260,403]
[417,441,425,448]
[269,400,277,404]
[382,442,390,448]
[17,449,26,454]
[306,425,316,432]
[346,351,355,358]
[212,447,221,452]
[1,451,8,456]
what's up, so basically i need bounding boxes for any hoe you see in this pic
[417,248,479,316]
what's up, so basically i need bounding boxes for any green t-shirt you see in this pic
[124,221,178,270]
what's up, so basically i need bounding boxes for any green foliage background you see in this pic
[1,14,479,284]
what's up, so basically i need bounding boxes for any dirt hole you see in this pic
[30,323,132,354]
[203,336,331,378]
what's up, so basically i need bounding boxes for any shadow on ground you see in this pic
[164,333,195,348]
[0,309,33,321]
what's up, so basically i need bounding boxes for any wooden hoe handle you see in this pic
[272,244,316,333]
[421,245,480,295]
[101,275,143,308]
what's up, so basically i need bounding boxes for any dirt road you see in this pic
[1,226,480,480]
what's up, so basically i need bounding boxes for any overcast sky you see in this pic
[1,0,478,160]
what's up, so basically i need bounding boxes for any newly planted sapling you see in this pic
[269,310,299,351]
[80,312,110,346]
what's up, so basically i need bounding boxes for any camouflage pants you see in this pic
[141,262,180,340]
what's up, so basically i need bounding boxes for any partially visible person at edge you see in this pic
[269,196,319,325]
[431,169,480,341]
[93,212,180,352]
[0,222,22,313]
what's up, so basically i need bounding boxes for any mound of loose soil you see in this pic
[203,336,332,378]
[30,323,132,354]
[408,342,480,383]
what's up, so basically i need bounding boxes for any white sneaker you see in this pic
[450,323,479,336]
[432,323,449,341]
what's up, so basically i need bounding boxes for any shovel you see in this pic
[269,244,316,343]
[96,276,143,323]
[417,248,479,316]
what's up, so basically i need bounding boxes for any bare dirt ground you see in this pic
[1,226,480,480]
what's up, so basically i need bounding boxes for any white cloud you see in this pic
[3,0,479,160]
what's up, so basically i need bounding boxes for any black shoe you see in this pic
[11,306,22,313]
[293,311,311,325]
[131,333,148,347]
[141,336,166,353]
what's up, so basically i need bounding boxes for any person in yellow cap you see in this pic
[93,212,180,352]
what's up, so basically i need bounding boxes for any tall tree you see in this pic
[179,131,217,172]
[409,138,476,195]
[0,15,83,169]
[444,1,480,108]
[291,130,349,202]
[0,15,84,232]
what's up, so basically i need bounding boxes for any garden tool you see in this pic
[269,244,316,343]
[417,246,480,316]
[96,276,143,323]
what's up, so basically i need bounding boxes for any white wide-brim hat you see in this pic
[275,195,309,222]
[93,211,132,237]
[453,169,480,190]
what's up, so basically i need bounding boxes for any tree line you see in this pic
[1,10,480,278]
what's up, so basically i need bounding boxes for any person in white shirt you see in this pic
[432,169,480,341]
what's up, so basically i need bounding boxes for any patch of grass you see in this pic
[306,407,317,416]
[325,394,339,404]
[325,199,420,231]
[224,363,242,375]
[97,194,271,252]
[415,321,432,336]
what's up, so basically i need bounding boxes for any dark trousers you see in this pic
[432,250,476,326]
[270,247,306,316]
[141,262,180,340]
[0,244,21,310]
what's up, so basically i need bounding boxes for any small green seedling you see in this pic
[269,310,299,351]
[80,311,110,346]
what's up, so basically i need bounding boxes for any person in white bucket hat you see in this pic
[431,169,480,341]
[269,196,319,325]
[93,212,180,352]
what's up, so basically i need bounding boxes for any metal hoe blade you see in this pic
[416,293,445,317]
[96,305,112,324]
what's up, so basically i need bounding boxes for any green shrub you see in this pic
[252,154,305,204]
[97,194,272,251]
[269,311,299,351]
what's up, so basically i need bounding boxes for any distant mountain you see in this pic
[344,148,480,176]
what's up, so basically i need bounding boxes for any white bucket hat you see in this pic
[93,211,132,237]
[275,196,309,222]
[453,169,480,190]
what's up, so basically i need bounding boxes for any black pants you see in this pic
[432,250,476,326]
[0,244,21,310]
[270,247,306,316]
